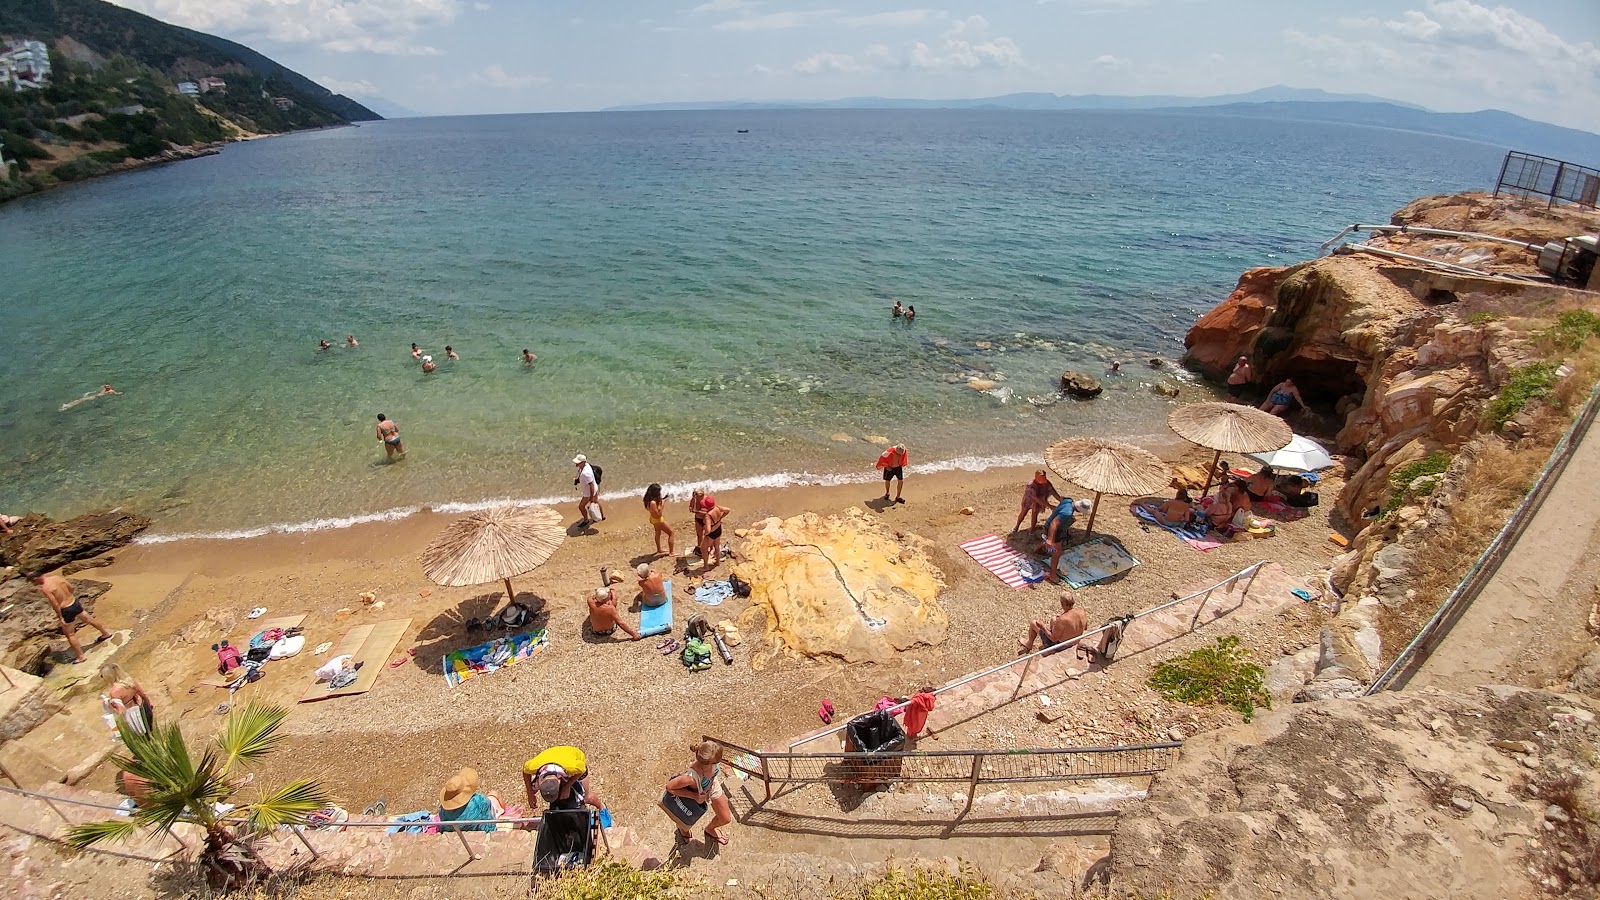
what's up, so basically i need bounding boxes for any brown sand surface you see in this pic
[83,448,1345,850]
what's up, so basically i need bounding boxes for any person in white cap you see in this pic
[421,355,436,374]
[1040,499,1091,583]
[574,454,603,528]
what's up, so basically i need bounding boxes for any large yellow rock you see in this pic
[733,509,946,663]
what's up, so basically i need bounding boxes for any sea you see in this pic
[0,109,1504,540]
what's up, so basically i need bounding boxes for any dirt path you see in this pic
[1411,414,1600,691]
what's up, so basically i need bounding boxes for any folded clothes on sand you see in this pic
[443,629,548,688]
[691,579,732,606]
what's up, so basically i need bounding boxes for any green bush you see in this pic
[531,861,692,899]
[1,130,51,159]
[1486,362,1561,430]
[51,155,111,182]
[836,863,999,900]
[1545,310,1600,352]
[1384,451,1452,515]
[1467,312,1499,326]
[1148,636,1269,722]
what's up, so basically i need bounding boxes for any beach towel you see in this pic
[1053,536,1141,588]
[639,580,674,637]
[1251,498,1309,521]
[691,579,732,606]
[959,534,1029,590]
[298,618,413,702]
[442,629,549,688]
[1130,499,1223,551]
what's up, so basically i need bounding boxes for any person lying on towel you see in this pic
[524,746,605,812]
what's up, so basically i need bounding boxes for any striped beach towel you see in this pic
[959,534,1030,590]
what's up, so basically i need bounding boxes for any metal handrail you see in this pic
[1369,379,1600,692]
[788,561,1266,749]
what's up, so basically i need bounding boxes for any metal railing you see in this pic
[711,735,1179,811]
[1369,379,1600,692]
[1494,150,1600,209]
[788,561,1267,750]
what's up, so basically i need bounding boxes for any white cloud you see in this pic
[569,16,584,26]
[469,64,549,89]
[840,9,944,27]
[794,50,867,75]
[1038,0,1151,10]
[472,1,489,9]
[1092,54,1128,69]
[714,9,839,31]
[792,31,1025,76]
[943,14,988,38]
[1283,0,1600,130]
[106,0,461,56]
[317,75,380,96]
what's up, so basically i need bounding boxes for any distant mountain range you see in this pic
[606,85,1600,161]
[0,0,380,125]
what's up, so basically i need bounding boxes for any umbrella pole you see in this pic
[1200,449,1221,498]
[1080,492,1102,542]
[503,578,516,605]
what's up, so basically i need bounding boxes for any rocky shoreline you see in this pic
[1,141,227,207]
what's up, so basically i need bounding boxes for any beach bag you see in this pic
[659,789,708,829]
[681,637,712,671]
[728,573,752,598]
[1285,491,1320,508]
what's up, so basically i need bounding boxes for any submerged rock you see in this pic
[1060,371,1103,398]
[734,509,947,663]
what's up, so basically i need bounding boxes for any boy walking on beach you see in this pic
[876,443,908,504]
[32,571,114,663]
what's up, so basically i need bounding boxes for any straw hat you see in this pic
[439,768,479,811]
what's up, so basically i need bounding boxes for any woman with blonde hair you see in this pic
[661,739,734,847]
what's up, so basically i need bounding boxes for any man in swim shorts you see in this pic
[587,584,640,641]
[33,571,113,663]
[376,414,404,459]
[1227,356,1253,401]
[1019,592,1087,655]
[876,443,908,504]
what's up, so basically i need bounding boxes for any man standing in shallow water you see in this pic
[376,414,404,460]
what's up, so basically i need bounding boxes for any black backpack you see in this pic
[574,463,603,486]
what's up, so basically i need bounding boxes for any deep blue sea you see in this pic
[0,109,1504,537]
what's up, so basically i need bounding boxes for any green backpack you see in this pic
[681,637,713,671]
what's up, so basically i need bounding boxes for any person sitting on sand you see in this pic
[1040,500,1090,583]
[524,746,605,812]
[446,345,460,361]
[642,484,676,556]
[317,339,332,351]
[1157,488,1197,527]
[439,767,504,833]
[32,571,113,664]
[588,583,640,641]
[375,414,404,459]
[412,343,423,359]
[1014,470,1064,532]
[346,335,358,347]
[891,300,904,318]
[663,740,735,848]
[522,349,537,366]
[1019,592,1088,655]
[60,384,119,411]
[1280,474,1318,508]
[700,495,731,569]
[635,563,668,608]
[876,443,908,504]
[1244,465,1279,502]
[1227,356,1253,401]
[421,355,436,374]
[1260,378,1305,417]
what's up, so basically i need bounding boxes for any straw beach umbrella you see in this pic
[1044,437,1172,540]
[1167,402,1292,497]
[422,505,565,606]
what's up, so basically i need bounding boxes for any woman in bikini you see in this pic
[663,740,734,847]
[1260,378,1305,417]
[690,489,708,561]
[643,483,675,557]
[1244,466,1278,503]
[701,496,731,570]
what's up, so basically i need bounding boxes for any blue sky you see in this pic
[109,0,1600,130]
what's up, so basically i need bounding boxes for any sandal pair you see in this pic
[659,639,681,655]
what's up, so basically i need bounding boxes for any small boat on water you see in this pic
[736,129,749,133]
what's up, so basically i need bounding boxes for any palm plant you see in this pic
[67,700,329,880]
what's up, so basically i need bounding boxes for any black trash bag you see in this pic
[533,808,596,873]
[843,709,907,790]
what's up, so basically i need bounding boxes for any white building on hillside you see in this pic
[177,81,199,96]
[1,40,51,89]
[198,76,227,93]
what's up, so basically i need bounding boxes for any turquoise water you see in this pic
[0,110,1503,536]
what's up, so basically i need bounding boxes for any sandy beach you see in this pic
[75,441,1341,851]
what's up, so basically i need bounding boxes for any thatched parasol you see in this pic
[1044,437,1172,539]
[422,505,565,605]
[1167,403,1292,497]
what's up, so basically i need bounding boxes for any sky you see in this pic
[105,0,1600,131]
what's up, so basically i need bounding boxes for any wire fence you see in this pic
[1493,150,1600,209]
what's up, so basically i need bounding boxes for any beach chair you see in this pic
[638,580,673,638]
[532,808,599,873]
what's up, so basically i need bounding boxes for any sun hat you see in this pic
[1073,499,1093,513]
[422,355,432,362]
[635,563,651,578]
[573,454,587,465]
[701,495,716,511]
[438,768,479,811]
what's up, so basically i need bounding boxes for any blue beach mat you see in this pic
[1054,536,1141,589]
[1130,499,1224,551]
[639,580,674,638]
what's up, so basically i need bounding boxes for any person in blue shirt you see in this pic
[438,768,504,832]
[1041,499,1091,583]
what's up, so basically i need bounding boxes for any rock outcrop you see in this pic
[1110,686,1600,899]
[734,509,946,664]
[0,577,111,673]
[1060,371,1103,398]
[0,509,150,574]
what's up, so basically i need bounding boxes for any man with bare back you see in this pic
[32,571,113,663]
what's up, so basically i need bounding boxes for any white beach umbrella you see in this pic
[1246,434,1335,473]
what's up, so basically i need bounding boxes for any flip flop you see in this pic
[655,638,674,651]
[818,699,834,724]
[660,640,680,656]
[312,642,333,655]
[705,828,729,846]
[247,607,267,619]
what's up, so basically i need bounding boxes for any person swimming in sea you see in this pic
[522,349,537,366]
[905,305,916,322]
[346,335,358,347]
[446,346,460,361]
[412,343,424,359]
[60,384,119,411]
[891,300,904,318]
[318,339,332,351]
[422,355,436,374]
